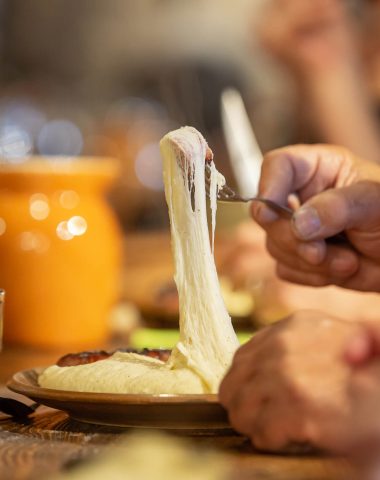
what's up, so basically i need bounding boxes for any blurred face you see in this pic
[361,2,380,99]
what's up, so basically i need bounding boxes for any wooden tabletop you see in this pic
[0,232,359,479]
[0,393,356,480]
[0,369,358,480]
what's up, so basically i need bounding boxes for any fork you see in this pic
[205,163,294,219]
[205,164,350,246]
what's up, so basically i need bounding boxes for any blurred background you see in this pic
[0,0,297,230]
[1,0,380,228]
[1,0,380,366]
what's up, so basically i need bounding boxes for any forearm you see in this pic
[303,64,380,163]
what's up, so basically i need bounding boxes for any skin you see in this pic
[259,0,357,74]
[219,145,380,452]
[251,144,380,292]
[221,1,380,452]
[258,0,380,162]
[220,311,380,453]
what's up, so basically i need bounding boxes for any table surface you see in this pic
[0,392,356,480]
[0,232,358,479]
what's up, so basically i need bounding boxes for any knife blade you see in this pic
[221,88,263,198]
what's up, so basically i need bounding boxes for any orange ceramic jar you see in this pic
[0,157,122,349]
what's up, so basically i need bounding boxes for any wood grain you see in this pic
[0,233,358,479]
[0,405,357,480]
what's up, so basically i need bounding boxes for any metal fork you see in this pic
[205,164,350,246]
[205,164,293,219]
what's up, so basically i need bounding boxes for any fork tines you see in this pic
[205,164,238,201]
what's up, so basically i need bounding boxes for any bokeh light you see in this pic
[0,125,32,160]
[37,119,83,156]
[0,99,46,138]
[29,193,50,220]
[59,190,80,209]
[0,218,7,236]
[19,231,50,254]
[134,142,164,191]
[56,221,74,241]
[67,216,87,236]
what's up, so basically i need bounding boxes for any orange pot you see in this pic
[0,157,122,349]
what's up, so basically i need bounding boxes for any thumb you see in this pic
[291,181,380,241]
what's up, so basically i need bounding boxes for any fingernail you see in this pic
[292,207,321,239]
[298,241,325,265]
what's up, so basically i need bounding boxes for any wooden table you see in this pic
[0,367,358,480]
[0,233,359,479]
[0,393,356,480]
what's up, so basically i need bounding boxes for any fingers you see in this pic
[220,358,306,451]
[255,145,380,242]
[276,263,343,287]
[252,144,348,224]
[268,239,359,278]
[221,380,263,436]
[254,206,360,279]
[277,254,380,292]
[292,182,380,242]
[250,144,380,293]
[219,329,274,407]
[250,401,304,452]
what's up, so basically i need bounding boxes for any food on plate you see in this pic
[39,127,239,394]
[57,348,171,366]
[155,278,255,320]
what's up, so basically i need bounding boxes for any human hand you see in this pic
[251,144,380,292]
[219,311,380,452]
[258,0,357,76]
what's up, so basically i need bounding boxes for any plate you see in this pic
[135,280,255,330]
[7,368,231,431]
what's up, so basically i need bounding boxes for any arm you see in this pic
[305,65,380,163]
[259,0,380,162]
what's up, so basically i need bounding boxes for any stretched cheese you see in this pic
[39,127,239,394]
[163,127,238,392]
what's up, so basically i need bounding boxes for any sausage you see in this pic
[57,348,171,366]
[57,350,110,366]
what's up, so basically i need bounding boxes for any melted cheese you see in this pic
[39,127,239,394]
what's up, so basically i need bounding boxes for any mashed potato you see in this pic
[39,127,239,394]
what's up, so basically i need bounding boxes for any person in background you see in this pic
[259,0,380,162]
[220,144,380,453]
[221,0,380,326]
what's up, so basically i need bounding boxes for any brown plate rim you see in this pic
[7,367,221,405]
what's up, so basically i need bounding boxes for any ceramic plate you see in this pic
[7,368,231,431]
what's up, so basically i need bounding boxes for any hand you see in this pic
[258,0,357,76]
[219,311,380,452]
[252,144,380,292]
